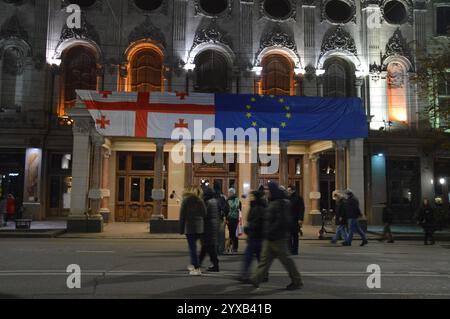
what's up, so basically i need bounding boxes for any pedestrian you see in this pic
[6,194,15,223]
[227,188,241,253]
[379,202,394,243]
[239,188,267,281]
[287,186,305,255]
[179,186,206,276]
[416,198,436,245]
[342,189,368,247]
[331,191,348,244]
[199,186,220,272]
[249,182,303,290]
[0,195,6,227]
[214,181,229,255]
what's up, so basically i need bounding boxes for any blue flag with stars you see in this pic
[214,94,368,141]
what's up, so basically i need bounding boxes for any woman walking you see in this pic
[227,188,241,253]
[417,198,436,245]
[199,186,220,272]
[179,186,207,275]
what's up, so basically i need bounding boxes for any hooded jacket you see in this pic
[263,183,291,241]
[244,191,267,240]
[202,187,220,244]
[179,192,207,235]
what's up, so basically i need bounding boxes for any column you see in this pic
[89,134,104,215]
[335,140,347,191]
[309,154,321,225]
[279,142,289,187]
[152,139,166,220]
[317,75,324,97]
[355,77,364,99]
[99,145,112,222]
[347,138,365,215]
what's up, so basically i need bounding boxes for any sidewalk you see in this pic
[0,221,67,238]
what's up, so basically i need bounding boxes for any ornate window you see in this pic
[324,58,353,97]
[436,5,450,36]
[129,48,163,92]
[323,0,355,24]
[133,0,163,12]
[387,62,408,122]
[194,50,230,93]
[382,0,408,25]
[196,0,230,16]
[261,54,293,96]
[262,0,293,20]
[62,46,97,113]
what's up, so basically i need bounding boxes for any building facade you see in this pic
[0,0,449,230]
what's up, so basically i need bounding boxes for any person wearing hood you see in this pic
[287,186,305,255]
[199,186,220,272]
[214,181,229,255]
[239,188,268,281]
[227,188,242,253]
[249,182,303,290]
[179,186,207,276]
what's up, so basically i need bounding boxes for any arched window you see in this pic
[63,46,97,112]
[324,58,353,97]
[194,50,230,93]
[261,54,293,96]
[1,47,24,109]
[129,48,163,92]
[387,62,408,122]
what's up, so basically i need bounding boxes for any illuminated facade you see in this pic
[0,0,448,231]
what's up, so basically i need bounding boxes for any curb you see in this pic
[0,229,66,238]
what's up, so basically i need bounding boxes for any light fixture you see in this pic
[378,153,384,157]
[439,178,446,185]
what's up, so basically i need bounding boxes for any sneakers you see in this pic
[360,240,369,247]
[187,264,195,271]
[189,268,202,276]
[286,282,303,291]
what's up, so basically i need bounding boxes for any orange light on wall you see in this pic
[387,62,408,123]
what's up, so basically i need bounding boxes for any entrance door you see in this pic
[48,176,72,218]
[115,152,168,222]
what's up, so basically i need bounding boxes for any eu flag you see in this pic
[214,94,368,141]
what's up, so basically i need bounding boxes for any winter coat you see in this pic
[334,199,347,226]
[288,192,305,232]
[203,189,220,245]
[179,194,207,235]
[417,204,435,231]
[343,195,362,219]
[216,193,229,221]
[263,198,291,241]
[244,197,267,240]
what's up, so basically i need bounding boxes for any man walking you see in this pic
[214,181,229,255]
[331,191,348,244]
[249,182,303,290]
[287,186,305,255]
[342,189,368,247]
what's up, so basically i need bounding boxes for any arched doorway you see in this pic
[194,50,230,93]
[261,54,294,96]
[128,46,164,92]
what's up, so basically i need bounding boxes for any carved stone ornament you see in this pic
[387,62,405,88]
[255,25,299,65]
[73,118,92,135]
[56,12,100,48]
[191,19,232,50]
[128,15,166,47]
[382,29,412,68]
[320,26,357,56]
[0,14,28,42]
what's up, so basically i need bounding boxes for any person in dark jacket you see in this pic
[214,181,229,255]
[227,188,242,253]
[179,186,207,276]
[287,186,305,255]
[416,198,436,245]
[249,182,303,290]
[331,191,348,244]
[342,189,368,247]
[199,186,220,272]
[239,189,267,281]
[379,203,395,243]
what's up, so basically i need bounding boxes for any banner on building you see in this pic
[76,90,368,141]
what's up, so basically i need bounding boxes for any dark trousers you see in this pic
[242,238,262,278]
[227,218,239,252]
[199,241,219,268]
[217,220,226,255]
[186,234,202,269]
[289,231,299,255]
[424,227,435,244]
[251,239,302,285]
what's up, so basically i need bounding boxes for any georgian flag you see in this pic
[76,90,215,139]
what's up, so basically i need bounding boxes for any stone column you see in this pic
[317,75,324,97]
[152,139,166,220]
[279,142,289,188]
[89,134,104,215]
[347,138,365,214]
[335,140,347,191]
[310,154,320,213]
[99,145,112,222]
[355,77,364,99]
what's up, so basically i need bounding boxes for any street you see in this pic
[0,238,449,299]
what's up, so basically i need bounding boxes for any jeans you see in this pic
[241,238,262,279]
[345,218,366,245]
[289,231,299,255]
[332,224,348,243]
[251,239,302,285]
[186,234,202,269]
[227,218,239,252]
